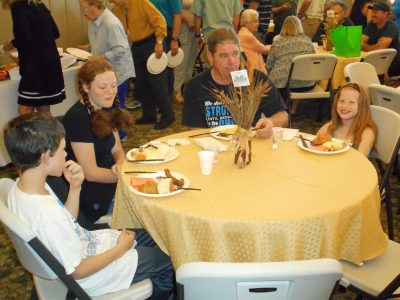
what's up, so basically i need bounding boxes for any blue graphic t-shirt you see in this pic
[182,68,286,128]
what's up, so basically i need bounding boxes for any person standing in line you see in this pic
[2,0,65,116]
[78,0,135,139]
[173,0,198,103]
[110,0,175,130]
[150,0,182,96]
[297,0,325,38]
[271,0,298,37]
[192,0,243,65]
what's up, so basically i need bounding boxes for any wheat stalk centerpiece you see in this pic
[208,71,270,167]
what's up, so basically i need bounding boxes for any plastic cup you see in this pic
[206,145,220,163]
[197,151,214,175]
[272,127,284,144]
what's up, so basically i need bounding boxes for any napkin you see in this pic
[167,138,190,146]
[194,137,228,152]
[283,128,299,141]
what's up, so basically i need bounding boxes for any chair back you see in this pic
[343,62,380,94]
[370,105,400,165]
[369,84,400,113]
[176,259,342,300]
[0,178,91,300]
[288,54,337,83]
[361,49,397,76]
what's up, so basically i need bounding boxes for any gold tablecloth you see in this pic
[316,47,363,90]
[112,130,388,268]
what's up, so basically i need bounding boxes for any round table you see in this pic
[112,129,388,268]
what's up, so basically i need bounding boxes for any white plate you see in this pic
[126,144,179,163]
[167,48,184,68]
[66,47,92,60]
[297,138,351,155]
[129,171,190,197]
[146,52,168,74]
[60,53,77,70]
[209,125,238,141]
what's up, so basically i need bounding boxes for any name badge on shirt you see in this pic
[231,70,250,87]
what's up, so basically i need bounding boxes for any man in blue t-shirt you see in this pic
[362,0,400,76]
[182,28,288,139]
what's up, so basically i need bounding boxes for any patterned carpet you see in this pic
[0,98,398,299]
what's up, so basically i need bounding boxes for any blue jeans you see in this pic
[118,79,129,139]
[132,229,174,300]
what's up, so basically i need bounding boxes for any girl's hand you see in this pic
[111,162,122,179]
[63,160,84,190]
[117,229,135,252]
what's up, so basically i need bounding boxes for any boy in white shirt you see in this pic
[4,113,174,298]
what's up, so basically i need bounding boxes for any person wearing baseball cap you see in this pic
[362,0,400,77]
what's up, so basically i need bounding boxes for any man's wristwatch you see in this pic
[195,33,201,38]
[156,39,163,45]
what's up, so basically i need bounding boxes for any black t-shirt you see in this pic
[182,69,287,128]
[62,101,116,222]
[363,21,399,51]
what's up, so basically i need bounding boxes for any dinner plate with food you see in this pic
[209,125,238,140]
[129,169,189,197]
[297,133,351,154]
[126,143,179,163]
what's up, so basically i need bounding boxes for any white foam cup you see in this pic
[197,151,214,175]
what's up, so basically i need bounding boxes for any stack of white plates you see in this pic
[146,52,168,74]
[66,47,92,60]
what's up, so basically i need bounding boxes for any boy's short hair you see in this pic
[4,113,65,172]
[207,28,240,54]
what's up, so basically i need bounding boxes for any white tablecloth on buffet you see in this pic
[0,63,82,166]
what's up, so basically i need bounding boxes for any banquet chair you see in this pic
[176,259,342,300]
[361,49,397,83]
[369,83,400,113]
[370,105,400,240]
[285,54,337,128]
[343,62,380,97]
[0,178,152,300]
[339,240,400,299]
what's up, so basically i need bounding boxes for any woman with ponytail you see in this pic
[62,57,134,223]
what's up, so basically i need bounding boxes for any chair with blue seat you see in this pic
[0,178,152,300]
[176,259,342,300]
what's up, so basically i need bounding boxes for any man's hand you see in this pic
[170,39,179,56]
[117,229,135,252]
[77,44,90,52]
[195,36,203,49]
[255,118,274,138]
[154,43,163,58]
[281,2,291,11]
[63,160,84,190]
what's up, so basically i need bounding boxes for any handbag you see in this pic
[329,25,362,58]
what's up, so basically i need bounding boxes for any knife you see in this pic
[128,159,165,162]
[299,135,309,148]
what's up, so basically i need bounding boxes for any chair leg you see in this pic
[286,92,292,128]
[30,286,38,300]
[384,181,395,240]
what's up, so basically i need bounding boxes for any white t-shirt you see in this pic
[8,181,138,297]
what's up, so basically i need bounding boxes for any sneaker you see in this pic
[125,100,142,110]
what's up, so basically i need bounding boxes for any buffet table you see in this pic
[0,62,82,166]
[112,129,388,268]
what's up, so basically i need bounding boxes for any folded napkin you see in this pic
[194,137,228,152]
[167,138,190,146]
[283,128,299,141]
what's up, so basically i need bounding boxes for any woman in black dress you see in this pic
[2,0,65,115]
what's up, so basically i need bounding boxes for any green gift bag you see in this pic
[329,25,362,57]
